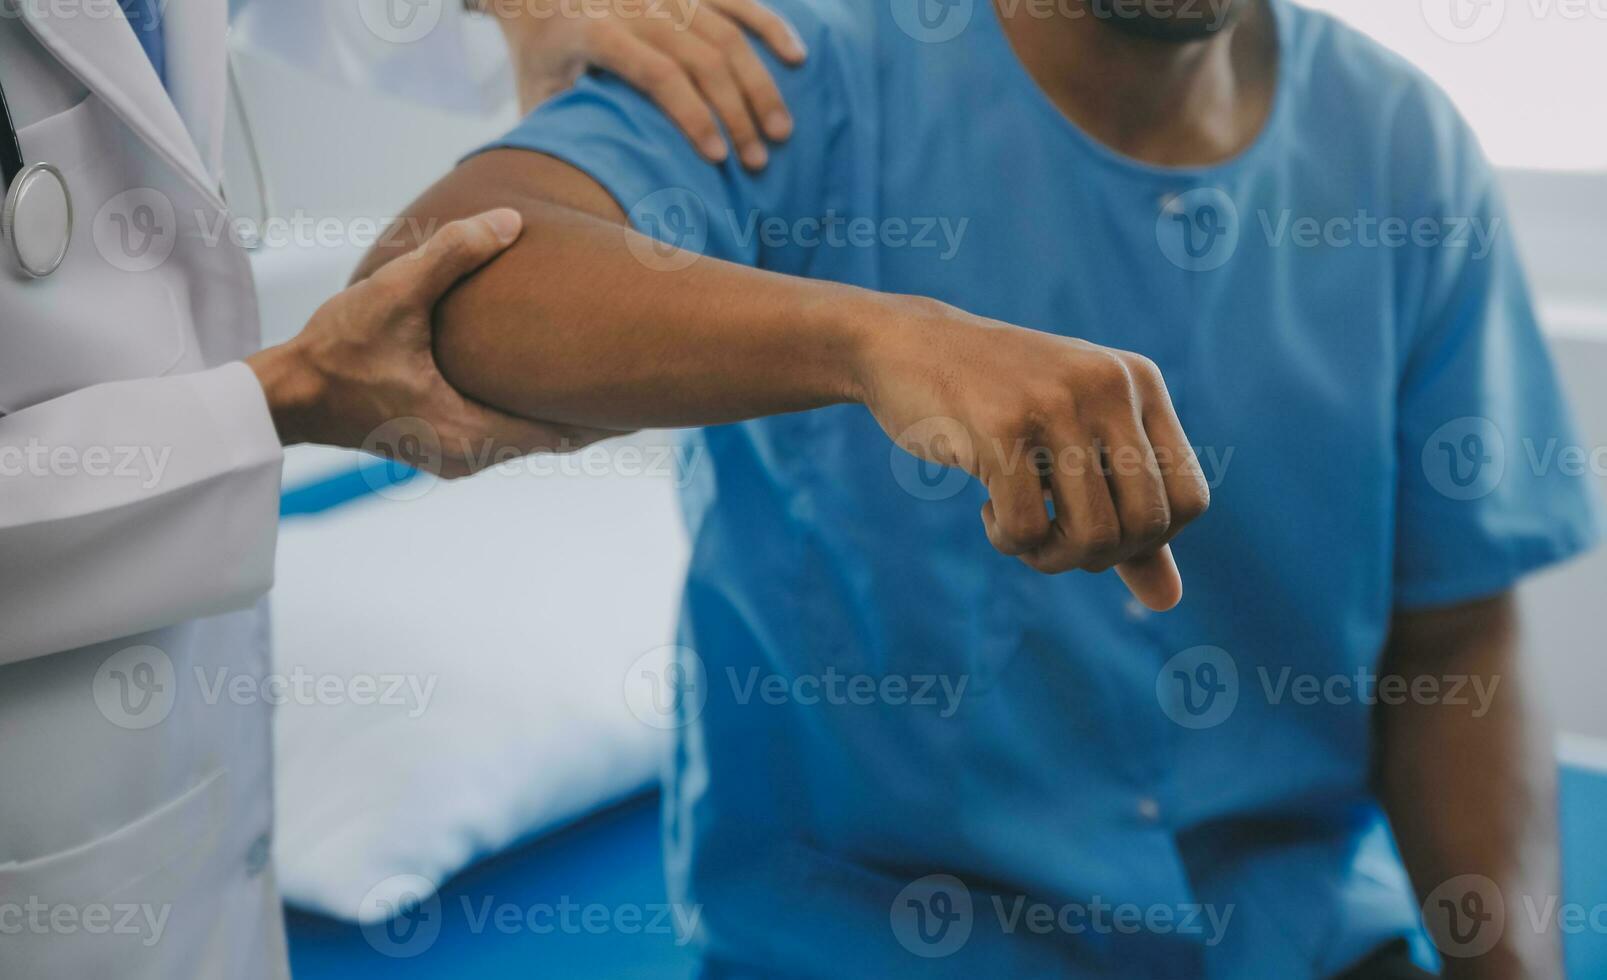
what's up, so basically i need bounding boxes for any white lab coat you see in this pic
[0,2,287,977]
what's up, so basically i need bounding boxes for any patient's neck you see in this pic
[993,0,1278,168]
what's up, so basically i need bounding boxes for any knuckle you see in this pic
[1124,353,1165,390]
[753,88,785,115]
[638,57,680,89]
[1170,485,1211,524]
[1003,399,1054,440]
[703,17,743,48]
[584,20,622,49]
[996,515,1048,554]
[1077,351,1135,406]
[685,48,726,79]
[1005,520,1048,551]
[1132,506,1173,542]
[1075,523,1122,563]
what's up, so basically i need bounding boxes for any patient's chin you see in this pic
[1088,0,1249,42]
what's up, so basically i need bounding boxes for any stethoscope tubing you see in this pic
[0,73,26,192]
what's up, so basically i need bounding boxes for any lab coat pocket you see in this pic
[0,769,229,977]
[0,97,188,413]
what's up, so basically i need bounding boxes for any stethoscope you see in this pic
[0,74,72,278]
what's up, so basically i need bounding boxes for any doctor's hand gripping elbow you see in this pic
[245,209,607,476]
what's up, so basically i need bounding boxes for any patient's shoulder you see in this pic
[1284,3,1493,200]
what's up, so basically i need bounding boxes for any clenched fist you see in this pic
[855,296,1211,611]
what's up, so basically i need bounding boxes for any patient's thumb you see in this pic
[1116,545,1183,612]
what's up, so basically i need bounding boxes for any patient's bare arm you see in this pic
[353,150,1211,609]
[1376,594,1562,980]
[358,151,878,432]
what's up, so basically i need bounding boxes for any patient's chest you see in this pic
[744,104,1411,651]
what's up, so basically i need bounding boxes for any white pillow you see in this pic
[269,438,688,922]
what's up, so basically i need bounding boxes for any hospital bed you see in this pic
[283,771,1607,976]
[285,793,697,978]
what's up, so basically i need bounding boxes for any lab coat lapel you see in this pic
[162,0,230,185]
[17,0,222,207]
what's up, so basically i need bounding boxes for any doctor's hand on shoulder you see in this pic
[245,209,607,476]
[479,0,805,171]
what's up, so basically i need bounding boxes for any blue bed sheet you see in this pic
[1561,764,1607,978]
[285,793,696,979]
[287,771,1607,978]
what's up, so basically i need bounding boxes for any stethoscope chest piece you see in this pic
[2,162,71,279]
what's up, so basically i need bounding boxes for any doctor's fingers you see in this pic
[433,405,620,480]
[686,4,796,142]
[634,29,767,170]
[587,31,728,163]
[377,209,525,309]
[591,9,795,169]
[704,0,807,66]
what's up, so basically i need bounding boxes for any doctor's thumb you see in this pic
[392,208,526,304]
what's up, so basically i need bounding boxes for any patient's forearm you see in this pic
[357,150,881,431]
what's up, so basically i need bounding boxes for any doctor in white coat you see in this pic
[0,0,800,977]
